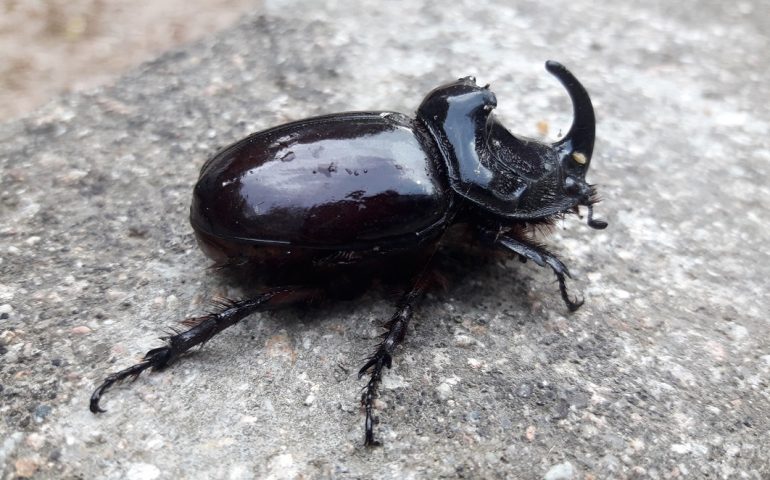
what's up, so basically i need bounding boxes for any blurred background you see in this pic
[0,0,262,121]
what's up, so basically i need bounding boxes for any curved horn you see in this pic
[545,60,596,160]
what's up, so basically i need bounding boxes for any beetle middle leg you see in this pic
[357,278,428,446]
[497,235,584,311]
[90,285,321,413]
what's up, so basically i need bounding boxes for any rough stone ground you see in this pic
[1,0,768,478]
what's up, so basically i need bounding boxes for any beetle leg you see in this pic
[90,285,321,413]
[497,235,584,312]
[357,279,428,446]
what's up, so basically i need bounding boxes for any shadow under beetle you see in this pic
[90,61,607,446]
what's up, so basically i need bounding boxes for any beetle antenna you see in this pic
[586,204,608,229]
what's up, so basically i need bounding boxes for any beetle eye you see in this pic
[563,176,580,195]
[572,152,587,165]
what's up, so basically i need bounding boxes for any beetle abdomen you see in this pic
[191,112,451,250]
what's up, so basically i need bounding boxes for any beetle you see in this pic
[90,60,606,446]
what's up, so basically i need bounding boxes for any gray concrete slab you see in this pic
[1,0,768,478]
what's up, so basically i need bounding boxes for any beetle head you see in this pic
[416,61,606,228]
[488,60,606,228]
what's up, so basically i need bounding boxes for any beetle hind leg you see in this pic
[497,235,584,311]
[90,285,321,413]
[357,280,427,446]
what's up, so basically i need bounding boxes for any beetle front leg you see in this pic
[497,235,584,311]
[90,285,321,413]
[357,279,427,446]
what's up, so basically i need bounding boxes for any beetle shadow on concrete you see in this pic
[198,225,543,337]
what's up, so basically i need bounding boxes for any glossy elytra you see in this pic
[90,61,607,446]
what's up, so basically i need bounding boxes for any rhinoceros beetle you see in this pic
[91,60,606,446]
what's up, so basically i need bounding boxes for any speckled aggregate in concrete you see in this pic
[1,0,769,478]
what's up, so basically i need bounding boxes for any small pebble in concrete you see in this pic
[525,425,536,442]
[436,382,452,401]
[544,461,575,480]
[25,433,44,450]
[33,405,52,422]
[467,357,483,369]
[126,462,161,480]
[14,457,39,478]
[727,323,748,342]
[266,453,298,480]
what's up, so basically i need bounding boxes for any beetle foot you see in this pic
[89,344,176,413]
[555,271,584,312]
[360,353,388,447]
[90,286,322,415]
[543,254,584,312]
[497,235,584,312]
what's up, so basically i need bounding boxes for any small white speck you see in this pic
[467,358,483,369]
[436,382,453,401]
[126,463,160,480]
[266,454,297,479]
[727,324,749,341]
[166,295,178,308]
[381,374,407,390]
[671,443,690,454]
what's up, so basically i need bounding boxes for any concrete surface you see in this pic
[1,0,769,478]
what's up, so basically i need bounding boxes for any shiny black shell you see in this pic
[191,111,452,254]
